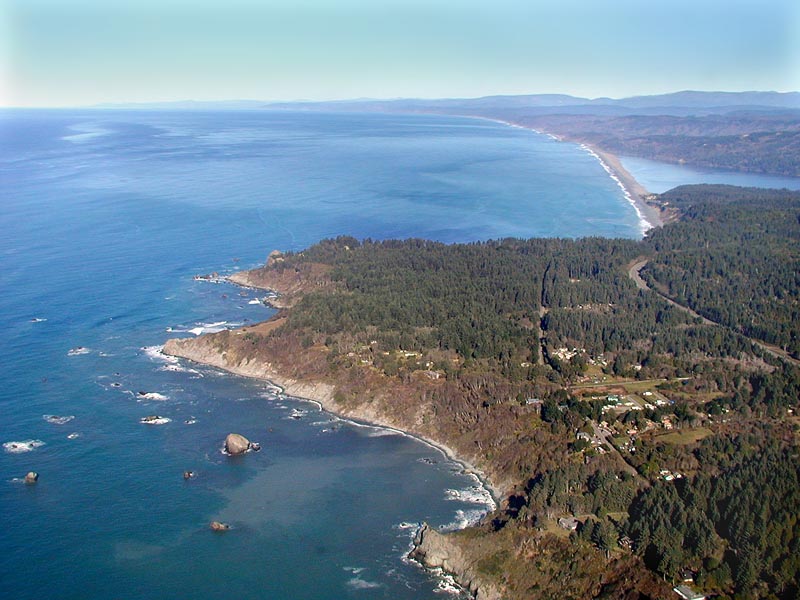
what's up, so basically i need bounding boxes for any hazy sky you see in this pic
[2,0,799,107]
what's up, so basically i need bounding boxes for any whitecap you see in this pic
[67,432,80,439]
[43,415,75,425]
[30,317,47,323]
[433,572,464,596]
[444,486,494,505]
[67,347,90,356]
[346,577,381,590]
[363,428,400,438]
[187,321,235,336]
[4,440,45,453]
[343,566,366,574]
[578,143,652,235]
[247,299,262,305]
[141,345,179,364]
[287,408,307,420]
[158,364,200,375]
[140,416,171,425]
[219,440,260,455]
[437,508,487,531]
[135,392,169,401]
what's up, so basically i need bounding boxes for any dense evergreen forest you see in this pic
[642,185,800,358]
[228,185,800,599]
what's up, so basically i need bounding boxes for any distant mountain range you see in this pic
[91,91,800,116]
[263,91,800,117]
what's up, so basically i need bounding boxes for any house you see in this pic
[557,517,579,531]
[673,585,705,600]
[680,569,695,583]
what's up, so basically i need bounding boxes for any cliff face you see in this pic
[162,334,336,406]
[163,326,517,499]
[227,256,335,308]
[410,524,503,600]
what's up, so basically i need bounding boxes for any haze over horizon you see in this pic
[2,0,799,108]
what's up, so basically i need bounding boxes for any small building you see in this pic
[673,585,705,600]
[558,517,579,531]
[680,569,695,583]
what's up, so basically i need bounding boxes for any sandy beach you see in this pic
[477,116,664,232]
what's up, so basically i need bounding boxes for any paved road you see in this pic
[627,258,799,367]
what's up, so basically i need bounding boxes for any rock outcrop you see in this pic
[24,471,39,484]
[224,433,251,455]
[410,524,503,600]
[210,521,230,531]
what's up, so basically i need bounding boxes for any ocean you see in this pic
[0,109,782,599]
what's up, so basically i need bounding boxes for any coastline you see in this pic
[161,335,504,503]
[162,331,503,597]
[473,116,664,234]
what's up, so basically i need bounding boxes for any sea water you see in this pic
[1,109,646,599]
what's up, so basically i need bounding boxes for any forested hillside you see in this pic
[496,113,800,177]
[642,185,800,357]
[179,185,800,599]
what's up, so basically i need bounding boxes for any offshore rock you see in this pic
[224,433,251,455]
[210,521,230,531]
[24,471,39,484]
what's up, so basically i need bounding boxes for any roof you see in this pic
[673,585,705,600]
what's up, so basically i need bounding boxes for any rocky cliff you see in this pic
[410,524,503,600]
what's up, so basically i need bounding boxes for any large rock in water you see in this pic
[224,433,251,455]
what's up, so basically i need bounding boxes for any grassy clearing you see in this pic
[655,427,712,445]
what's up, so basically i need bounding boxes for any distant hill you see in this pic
[265,90,800,116]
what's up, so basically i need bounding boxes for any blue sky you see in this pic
[2,0,798,106]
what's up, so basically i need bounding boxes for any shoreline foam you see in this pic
[161,339,504,502]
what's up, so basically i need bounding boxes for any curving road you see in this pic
[627,258,799,367]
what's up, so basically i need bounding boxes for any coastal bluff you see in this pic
[162,334,337,409]
[410,524,503,600]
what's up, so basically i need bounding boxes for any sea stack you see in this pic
[224,433,251,455]
[24,472,39,484]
